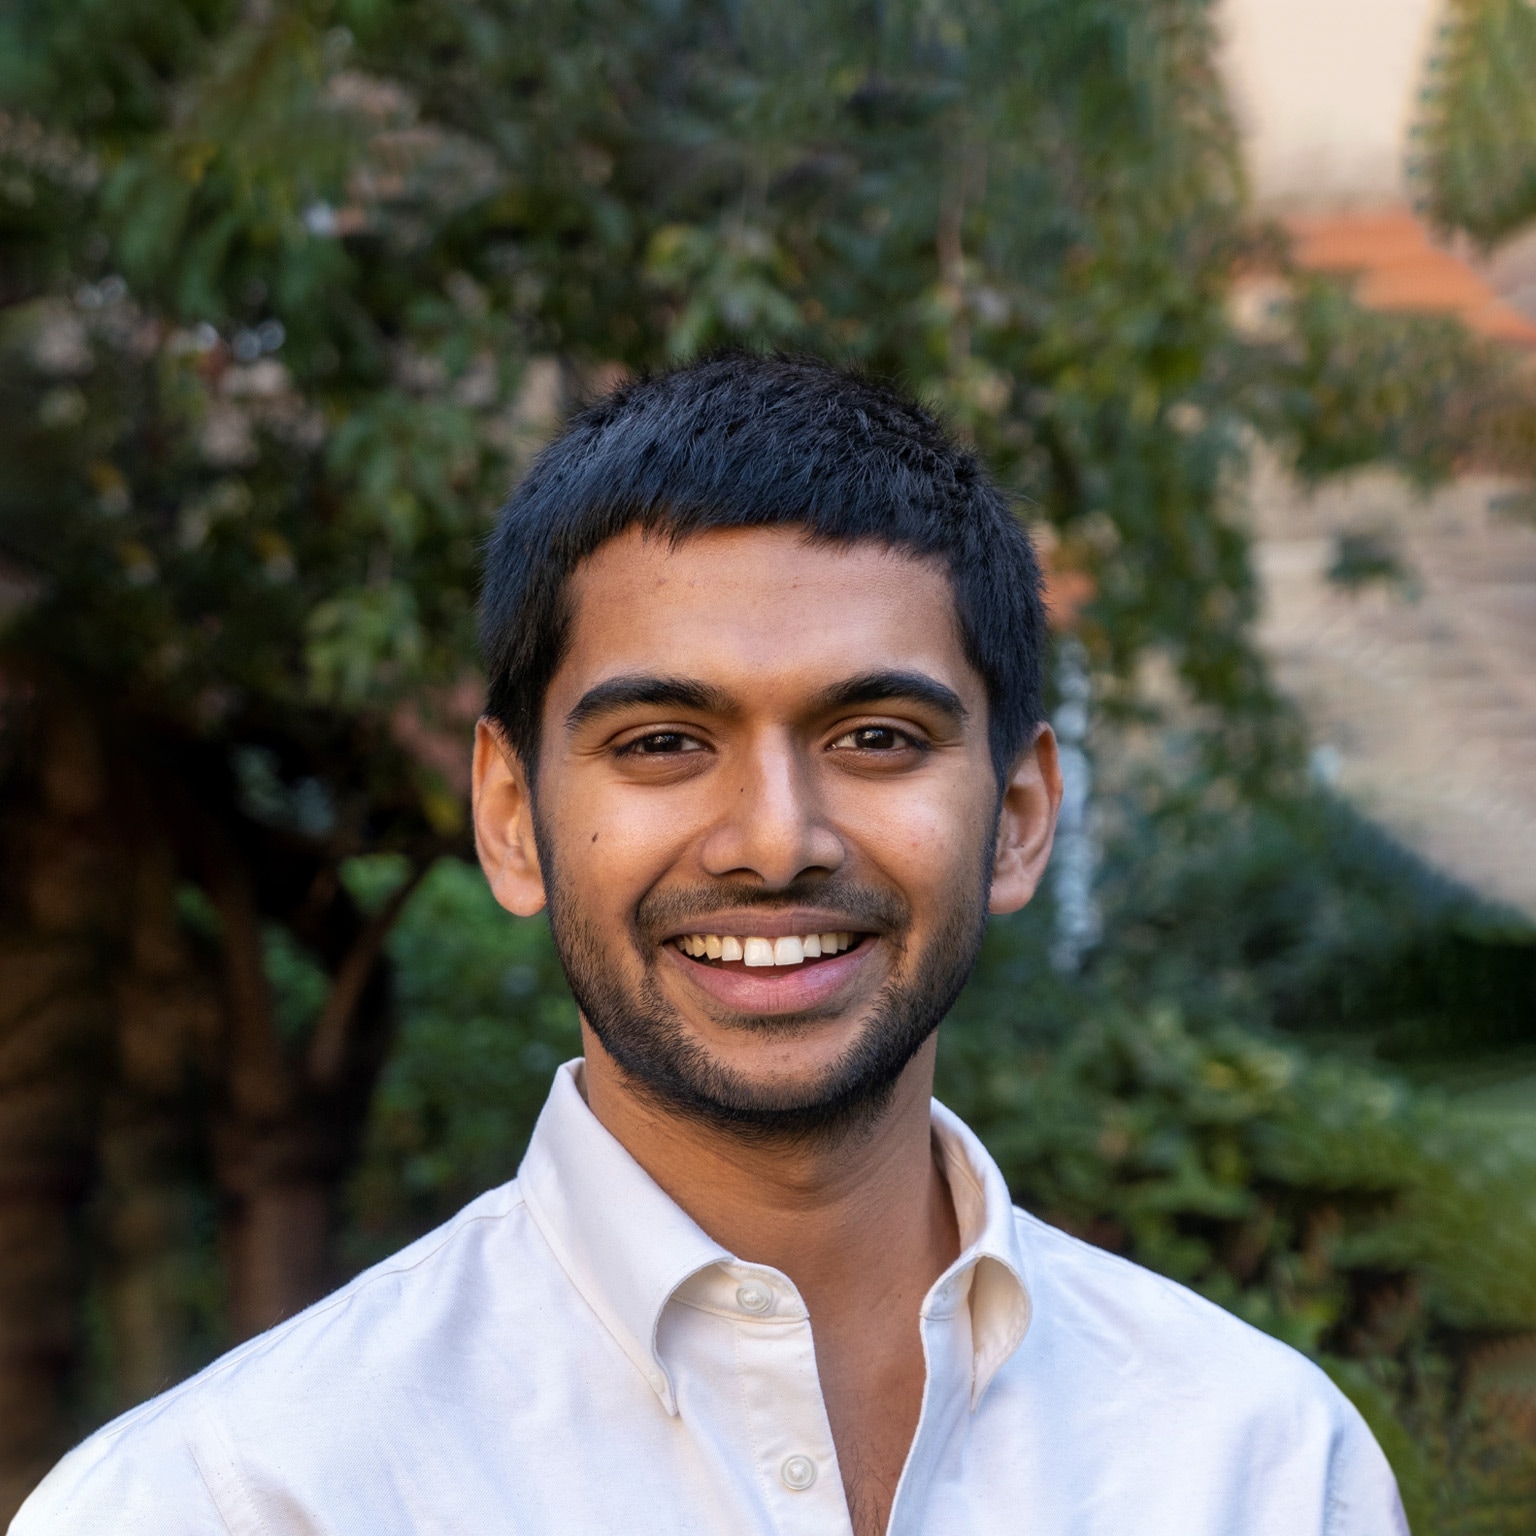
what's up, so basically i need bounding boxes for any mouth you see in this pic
[660,922,879,1015]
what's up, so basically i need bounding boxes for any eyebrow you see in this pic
[812,670,969,727]
[565,675,736,733]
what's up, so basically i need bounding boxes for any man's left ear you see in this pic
[988,724,1063,915]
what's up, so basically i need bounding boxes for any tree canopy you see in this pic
[1416,0,1536,246]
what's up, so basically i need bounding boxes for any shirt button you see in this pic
[736,1282,773,1315]
[780,1455,817,1491]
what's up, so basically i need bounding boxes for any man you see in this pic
[16,354,1405,1535]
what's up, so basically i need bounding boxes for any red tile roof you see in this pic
[1285,209,1536,347]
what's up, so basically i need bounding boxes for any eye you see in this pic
[616,730,706,756]
[829,725,922,752]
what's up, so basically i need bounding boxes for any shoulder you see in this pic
[1013,1203,1332,1391]
[183,1175,538,1409]
[13,1180,541,1534]
[991,1207,1406,1534]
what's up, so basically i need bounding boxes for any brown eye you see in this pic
[830,726,918,752]
[621,731,703,755]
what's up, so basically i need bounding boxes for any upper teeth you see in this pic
[676,932,856,965]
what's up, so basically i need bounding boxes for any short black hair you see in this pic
[479,352,1046,777]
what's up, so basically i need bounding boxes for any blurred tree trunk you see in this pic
[0,677,423,1518]
[0,694,115,1520]
[200,827,419,1339]
[96,803,219,1411]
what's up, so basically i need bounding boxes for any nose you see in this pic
[698,730,844,888]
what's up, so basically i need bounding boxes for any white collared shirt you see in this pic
[15,1060,1405,1535]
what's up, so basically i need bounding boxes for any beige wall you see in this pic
[1218,0,1445,210]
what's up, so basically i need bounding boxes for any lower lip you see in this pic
[661,940,877,1014]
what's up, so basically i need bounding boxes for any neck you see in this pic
[578,1026,959,1307]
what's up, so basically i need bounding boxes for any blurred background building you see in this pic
[1222,0,1536,930]
[1224,0,1441,210]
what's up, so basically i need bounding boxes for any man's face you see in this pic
[475,525,1056,1138]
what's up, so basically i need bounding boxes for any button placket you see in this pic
[728,1280,847,1531]
[885,1293,976,1536]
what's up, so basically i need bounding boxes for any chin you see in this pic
[606,1014,932,1146]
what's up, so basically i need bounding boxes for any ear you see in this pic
[989,724,1063,915]
[472,717,548,917]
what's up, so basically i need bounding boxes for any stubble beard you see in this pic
[537,832,993,1148]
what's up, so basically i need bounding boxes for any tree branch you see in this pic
[305,862,427,1091]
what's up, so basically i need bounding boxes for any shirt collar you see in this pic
[928,1097,1034,1408]
[518,1060,1032,1415]
[518,1062,729,1414]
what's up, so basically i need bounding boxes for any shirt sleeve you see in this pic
[1324,1401,1411,1536]
[9,1414,233,1536]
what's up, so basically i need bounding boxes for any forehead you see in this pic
[555,524,976,702]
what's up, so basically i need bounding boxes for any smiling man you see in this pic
[15,355,1405,1536]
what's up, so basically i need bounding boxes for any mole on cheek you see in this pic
[591,832,599,843]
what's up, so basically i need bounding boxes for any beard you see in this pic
[537,834,992,1147]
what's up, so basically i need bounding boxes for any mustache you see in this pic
[633,877,909,943]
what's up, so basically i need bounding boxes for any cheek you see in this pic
[828,770,995,897]
[546,776,702,897]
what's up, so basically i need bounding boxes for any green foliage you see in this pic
[5,0,1505,801]
[1086,783,1536,1059]
[2,1,537,876]
[1415,0,1536,247]
[1241,278,1516,488]
[346,857,578,1261]
[944,983,1536,1339]
[1326,528,1416,595]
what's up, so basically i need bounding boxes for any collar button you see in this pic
[735,1282,773,1315]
